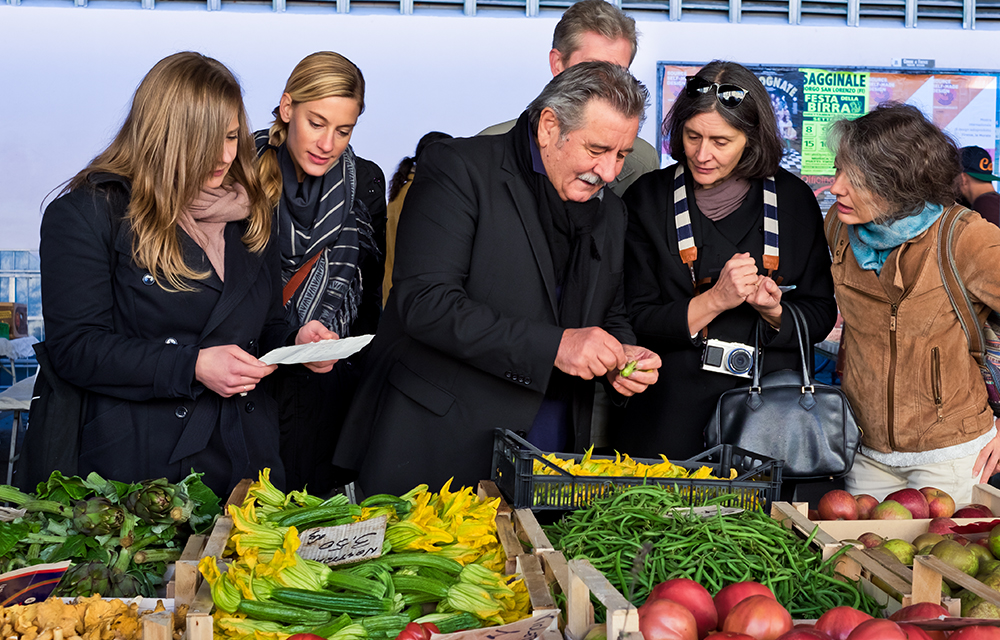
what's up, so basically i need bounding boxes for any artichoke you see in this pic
[125,478,195,524]
[109,569,146,598]
[55,561,114,597]
[72,497,126,535]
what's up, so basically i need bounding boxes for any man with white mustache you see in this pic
[335,62,662,495]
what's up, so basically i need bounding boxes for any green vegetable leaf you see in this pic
[36,470,91,503]
[179,471,221,534]
[0,520,30,558]
[47,534,91,563]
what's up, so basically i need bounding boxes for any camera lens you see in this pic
[727,348,753,374]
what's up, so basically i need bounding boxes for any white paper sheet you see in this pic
[259,334,374,365]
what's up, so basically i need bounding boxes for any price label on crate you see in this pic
[297,515,387,566]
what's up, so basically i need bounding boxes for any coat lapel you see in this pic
[198,223,264,341]
[502,147,559,319]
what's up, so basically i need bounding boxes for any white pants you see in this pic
[845,451,979,507]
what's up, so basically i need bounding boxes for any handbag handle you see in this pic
[749,303,813,391]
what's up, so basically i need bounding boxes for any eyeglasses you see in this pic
[685,76,748,109]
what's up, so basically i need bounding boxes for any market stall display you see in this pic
[197,470,541,639]
[542,484,881,620]
[0,471,220,598]
[491,429,782,511]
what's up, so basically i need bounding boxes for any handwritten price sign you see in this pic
[297,515,387,566]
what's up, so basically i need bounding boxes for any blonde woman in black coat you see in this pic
[37,52,333,497]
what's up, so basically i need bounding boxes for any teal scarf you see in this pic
[848,203,944,275]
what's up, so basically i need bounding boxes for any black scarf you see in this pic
[510,112,602,329]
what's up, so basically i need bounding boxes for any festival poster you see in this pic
[758,69,805,175]
[800,68,870,177]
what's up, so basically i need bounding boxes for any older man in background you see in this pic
[479,0,659,196]
[336,62,661,495]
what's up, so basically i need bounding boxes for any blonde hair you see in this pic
[258,51,366,207]
[70,51,270,291]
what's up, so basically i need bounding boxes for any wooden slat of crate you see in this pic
[172,533,207,607]
[566,558,640,640]
[514,507,554,553]
[517,553,558,613]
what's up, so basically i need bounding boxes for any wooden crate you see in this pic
[770,500,962,615]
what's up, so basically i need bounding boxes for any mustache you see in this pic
[578,172,605,188]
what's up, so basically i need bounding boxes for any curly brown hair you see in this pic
[830,102,960,222]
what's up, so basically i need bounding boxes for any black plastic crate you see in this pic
[491,428,783,512]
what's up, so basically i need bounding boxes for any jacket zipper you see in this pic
[932,347,944,420]
[887,303,899,450]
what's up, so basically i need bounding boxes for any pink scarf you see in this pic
[177,183,249,281]
[694,175,752,221]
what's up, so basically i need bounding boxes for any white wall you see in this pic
[1,3,997,249]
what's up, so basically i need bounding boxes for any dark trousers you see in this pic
[270,357,362,495]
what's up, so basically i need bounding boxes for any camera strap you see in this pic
[672,163,779,295]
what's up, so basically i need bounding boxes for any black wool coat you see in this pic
[334,127,636,496]
[39,173,293,497]
[607,164,837,461]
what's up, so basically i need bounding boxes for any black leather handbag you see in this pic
[704,305,862,480]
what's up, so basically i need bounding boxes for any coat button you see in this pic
[142,273,155,286]
[165,337,177,345]
[245,402,255,413]
[175,406,188,419]
[524,376,531,385]
[505,371,512,378]
[247,339,257,352]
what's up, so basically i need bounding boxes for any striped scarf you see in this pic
[272,139,363,337]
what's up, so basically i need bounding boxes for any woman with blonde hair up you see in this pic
[34,52,333,497]
[257,51,386,494]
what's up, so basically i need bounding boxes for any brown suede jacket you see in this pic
[825,206,1000,454]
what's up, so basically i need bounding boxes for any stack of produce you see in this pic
[544,485,881,620]
[201,470,531,640]
[0,594,188,640]
[534,447,738,480]
[815,488,1000,619]
[0,471,220,597]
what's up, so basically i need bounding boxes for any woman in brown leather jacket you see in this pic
[826,102,1000,505]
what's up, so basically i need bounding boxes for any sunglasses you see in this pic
[685,76,748,109]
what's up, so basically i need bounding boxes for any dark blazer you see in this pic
[335,128,635,495]
[608,164,837,461]
[39,173,292,496]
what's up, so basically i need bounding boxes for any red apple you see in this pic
[928,517,957,535]
[919,487,956,518]
[857,532,884,548]
[713,582,776,627]
[954,504,995,518]
[885,488,930,519]
[844,618,907,639]
[646,578,718,639]
[869,500,913,520]
[818,490,860,520]
[808,509,821,520]
[888,602,950,621]
[814,606,872,640]
[776,631,833,640]
[898,624,942,640]
[854,494,879,520]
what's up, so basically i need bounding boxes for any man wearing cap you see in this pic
[959,146,999,227]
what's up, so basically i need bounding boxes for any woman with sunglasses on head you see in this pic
[608,60,837,462]
[256,52,386,495]
[825,103,1000,504]
[34,52,334,497]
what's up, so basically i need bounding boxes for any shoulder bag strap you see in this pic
[937,205,985,366]
[282,252,322,307]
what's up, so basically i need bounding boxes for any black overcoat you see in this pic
[39,173,292,496]
[608,164,838,461]
[335,127,636,495]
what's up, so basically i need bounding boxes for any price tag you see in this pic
[297,515,387,566]
[431,611,559,640]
